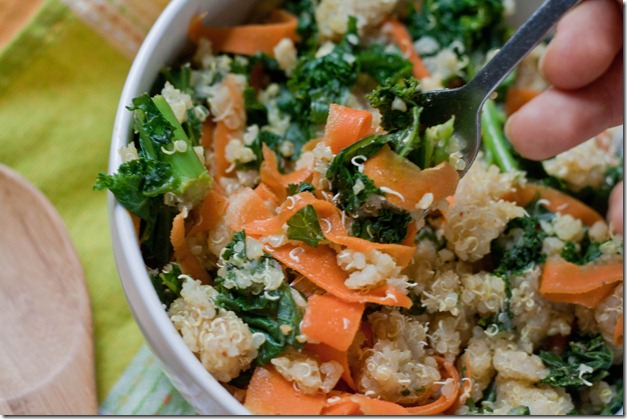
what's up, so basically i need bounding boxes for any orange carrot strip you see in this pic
[212,75,245,180]
[187,188,227,237]
[243,191,415,267]
[269,243,412,308]
[254,182,280,209]
[301,294,365,352]
[199,119,214,151]
[170,212,210,283]
[384,17,430,80]
[260,144,312,202]
[224,187,275,231]
[323,104,375,154]
[504,86,541,115]
[448,354,473,414]
[321,398,361,415]
[347,394,410,415]
[503,183,603,226]
[362,144,459,212]
[306,343,357,390]
[614,315,623,346]
[188,9,298,56]
[244,365,326,415]
[540,258,623,309]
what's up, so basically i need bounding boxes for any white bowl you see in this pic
[107,0,258,414]
[108,0,620,415]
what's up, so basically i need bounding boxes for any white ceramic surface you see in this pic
[107,0,621,415]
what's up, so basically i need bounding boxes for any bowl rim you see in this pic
[105,0,624,415]
[107,0,250,414]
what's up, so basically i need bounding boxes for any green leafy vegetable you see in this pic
[326,134,387,214]
[560,234,604,266]
[507,406,531,415]
[213,231,304,364]
[95,93,212,267]
[288,182,315,195]
[150,263,184,308]
[350,206,413,244]
[366,77,457,169]
[405,0,510,81]
[275,16,360,157]
[539,334,613,388]
[357,42,413,85]
[286,205,325,247]
[492,215,547,278]
[600,378,623,415]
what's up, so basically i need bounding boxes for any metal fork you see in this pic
[416,0,581,176]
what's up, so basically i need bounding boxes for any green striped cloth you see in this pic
[0,0,198,414]
[100,346,197,415]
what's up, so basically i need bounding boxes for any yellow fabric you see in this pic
[0,0,145,401]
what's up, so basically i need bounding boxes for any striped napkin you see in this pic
[0,0,198,414]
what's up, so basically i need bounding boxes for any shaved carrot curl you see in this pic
[362,144,459,213]
[260,144,312,202]
[212,75,246,181]
[270,243,412,308]
[301,294,365,352]
[170,212,210,283]
[540,257,623,309]
[503,183,603,226]
[189,9,298,56]
[242,191,415,267]
[323,104,375,154]
[244,365,326,415]
[384,17,430,80]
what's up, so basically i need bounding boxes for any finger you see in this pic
[607,180,624,235]
[540,0,623,90]
[505,53,623,160]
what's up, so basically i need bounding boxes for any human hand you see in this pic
[504,0,624,233]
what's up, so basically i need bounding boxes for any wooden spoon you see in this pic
[0,165,97,415]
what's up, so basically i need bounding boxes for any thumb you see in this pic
[607,180,624,236]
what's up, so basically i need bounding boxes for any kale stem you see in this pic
[481,99,519,173]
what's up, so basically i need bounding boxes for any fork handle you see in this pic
[465,0,581,104]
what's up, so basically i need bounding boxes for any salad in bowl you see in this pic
[97,0,624,415]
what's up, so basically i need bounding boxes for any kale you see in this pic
[491,215,547,278]
[366,77,457,169]
[350,206,413,244]
[488,209,548,331]
[95,93,212,268]
[561,234,604,266]
[150,263,184,308]
[276,16,361,156]
[366,77,422,132]
[236,129,284,171]
[288,182,315,195]
[243,86,268,127]
[465,380,497,414]
[282,0,318,52]
[286,205,325,247]
[160,63,193,96]
[215,281,304,365]
[539,334,613,389]
[600,378,624,415]
[404,0,510,79]
[326,134,387,214]
[357,43,413,85]
[507,406,531,415]
[213,231,304,364]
